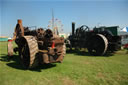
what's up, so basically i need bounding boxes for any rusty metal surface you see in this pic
[13,19,65,68]
[19,36,39,69]
[38,50,48,53]
[12,19,24,41]
[42,54,49,63]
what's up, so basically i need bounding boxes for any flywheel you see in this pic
[87,34,108,56]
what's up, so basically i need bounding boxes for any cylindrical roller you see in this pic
[87,34,108,56]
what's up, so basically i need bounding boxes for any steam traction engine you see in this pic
[8,19,66,69]
[68,22,121,56]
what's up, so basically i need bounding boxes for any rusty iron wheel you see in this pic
[19,36,39,69]
[20,40,30,68]
[87,34,108,56]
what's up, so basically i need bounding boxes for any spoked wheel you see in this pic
[19,36,39,69]
[87,34,108,56]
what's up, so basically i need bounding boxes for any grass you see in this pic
[0,41,128,85]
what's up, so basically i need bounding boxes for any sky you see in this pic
[0,0,128,37]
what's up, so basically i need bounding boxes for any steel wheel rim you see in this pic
[87,34,108,56]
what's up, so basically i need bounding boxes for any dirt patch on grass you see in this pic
[116,73,121,81]
[81,60,94,65]
[97,72,105,78]
[83,61,91,64]
[61,77,76,85]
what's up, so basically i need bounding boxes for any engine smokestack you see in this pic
[72,22,75,35]
[17,19,22,24]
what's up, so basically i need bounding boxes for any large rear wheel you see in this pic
[19,36,39,69]
[87,34,108,56]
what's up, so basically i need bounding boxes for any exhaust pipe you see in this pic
[72,22,75,36]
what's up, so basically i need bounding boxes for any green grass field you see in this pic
[0,42,128,85]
